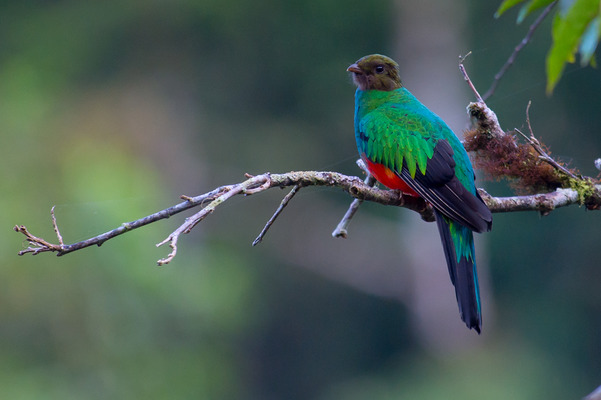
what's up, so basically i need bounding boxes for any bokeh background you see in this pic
[3,0,601,399]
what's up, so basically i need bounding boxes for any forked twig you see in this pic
[157,174,271,265]
[15,224,63,255]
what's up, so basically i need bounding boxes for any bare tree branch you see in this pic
[14,171,427,263]
[14,168,601,264]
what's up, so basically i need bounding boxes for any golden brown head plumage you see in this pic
[347,54,402,91]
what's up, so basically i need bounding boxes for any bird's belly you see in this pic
[363,157,419,197]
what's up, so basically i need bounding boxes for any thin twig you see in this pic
[332,174,376,238]
[515,128,579,180]
[525,100,534,135]
[51,206,64,246]
[356,158,369,175]
[482,1,558,101]
[253,184,301,246]
[459,52,485,103]
[515,101,580,180]
[332,159,380,238]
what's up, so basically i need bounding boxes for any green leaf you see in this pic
[517,0,557,23]
[546,0,600,93]
[495,0,528,18]
[579,15,601,65]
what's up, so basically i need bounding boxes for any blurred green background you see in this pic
[3,0,601,399]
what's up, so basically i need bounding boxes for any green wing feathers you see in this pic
[359,106,436,178]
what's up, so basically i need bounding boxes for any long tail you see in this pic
[434,210,482,333]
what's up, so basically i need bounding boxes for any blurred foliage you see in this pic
[495,0,601,92]
[3,0,601,399]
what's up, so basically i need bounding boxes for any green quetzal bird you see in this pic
[347,54,492,333]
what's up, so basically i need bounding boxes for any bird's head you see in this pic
[347,54,402,91]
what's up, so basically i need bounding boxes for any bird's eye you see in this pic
[375,65,385,74]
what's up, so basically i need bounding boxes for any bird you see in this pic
[347,54,492,333]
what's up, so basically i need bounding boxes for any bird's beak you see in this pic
[347,63,362,74]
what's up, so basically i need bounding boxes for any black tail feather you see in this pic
[434,210,482,333]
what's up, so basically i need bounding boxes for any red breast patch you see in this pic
[363,157,419,197]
